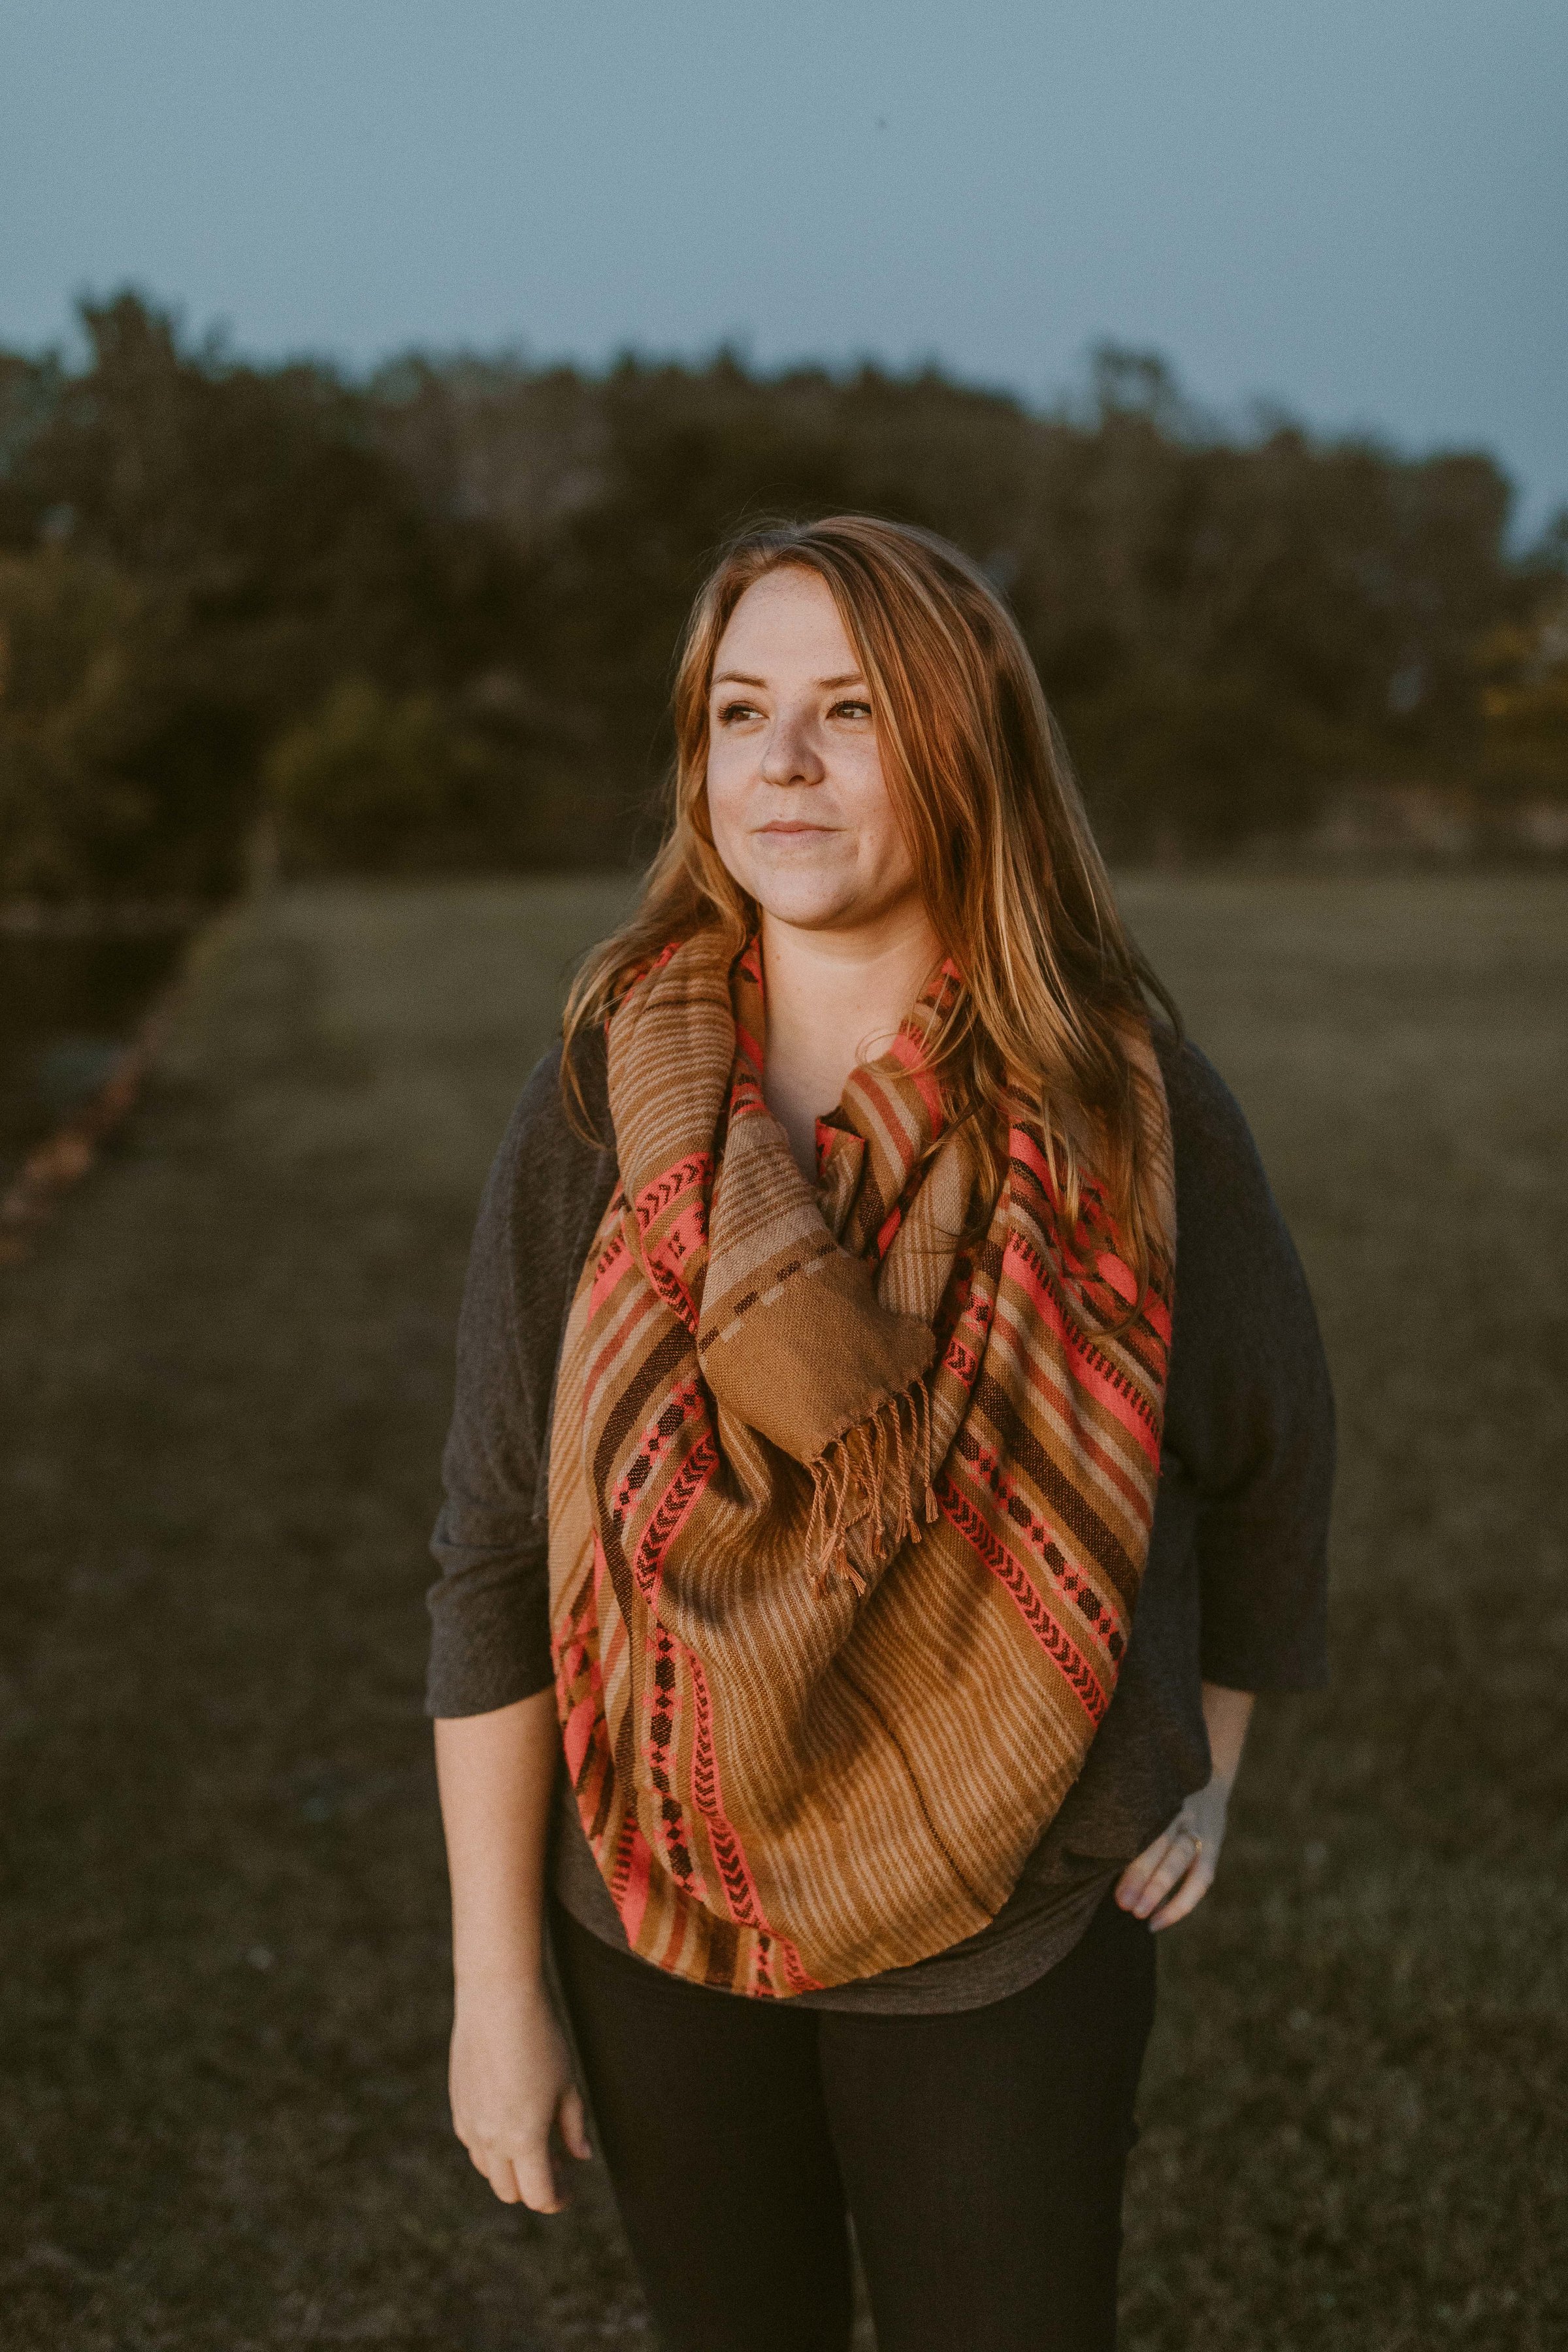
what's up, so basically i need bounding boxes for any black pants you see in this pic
[551,1891,1156,2352]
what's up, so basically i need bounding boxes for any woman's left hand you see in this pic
[1114,1778,1229,1930]
[1115,1682,1255,1931]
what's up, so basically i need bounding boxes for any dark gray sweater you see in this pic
[428,1030,1333,2013]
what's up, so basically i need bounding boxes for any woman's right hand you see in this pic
[449,1977,593,2212]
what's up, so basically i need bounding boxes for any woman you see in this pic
[427,517,1333,2352]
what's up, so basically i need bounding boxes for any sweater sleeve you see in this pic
[1158,1037,1335,1693]
[425,1039,615,1716]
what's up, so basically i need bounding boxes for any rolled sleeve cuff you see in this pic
[424,1518,555,1716]
[1197,1631,1330,1695]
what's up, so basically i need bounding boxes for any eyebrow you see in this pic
[712,670,867,690]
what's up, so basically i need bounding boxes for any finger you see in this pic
[1148,1857,1216,1932]
[1121,1829,1185,1916]
[508,2140,566,2215]
[1115,1826,1180,1909]
[559,2085,593,2164]
[481,2151,523,2206]
[1128,1835,1198,1920]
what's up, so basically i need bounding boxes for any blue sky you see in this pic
[3,0,1564,532]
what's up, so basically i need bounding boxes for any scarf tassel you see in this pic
[806,1377,939,1599]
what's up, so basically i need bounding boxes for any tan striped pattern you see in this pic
[549,934,1175,1997]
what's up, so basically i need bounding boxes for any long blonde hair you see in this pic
[563,514,1177,1291]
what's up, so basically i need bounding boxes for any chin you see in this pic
[740,856,853,926]
[749,877,864,930]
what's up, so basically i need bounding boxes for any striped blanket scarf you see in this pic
[548,932,1175,1997]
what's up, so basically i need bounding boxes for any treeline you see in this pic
[1,292,1564,900]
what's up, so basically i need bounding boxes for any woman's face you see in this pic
[705,568,921,937]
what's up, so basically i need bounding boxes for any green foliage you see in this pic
[1475,590,1568,801]
[1,296,521,899]
[1,291,1561,895]
[266,679,497,874]
[0,547,246,898]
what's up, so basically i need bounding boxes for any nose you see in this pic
[758,702,826,789]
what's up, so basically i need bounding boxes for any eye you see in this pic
[829,698,874,721]
[716,698,760,725]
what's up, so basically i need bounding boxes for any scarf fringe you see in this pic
[806,1376,939,1598]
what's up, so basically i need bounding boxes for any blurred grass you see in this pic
[1,873,1563,2349]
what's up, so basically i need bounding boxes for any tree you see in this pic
[0,293,1541,890]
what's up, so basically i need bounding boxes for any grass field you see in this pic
[2,873,1564,2351]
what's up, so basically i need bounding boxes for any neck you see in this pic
[758,901,943,1176]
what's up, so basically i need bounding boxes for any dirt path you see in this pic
[2,875,1565,2350]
